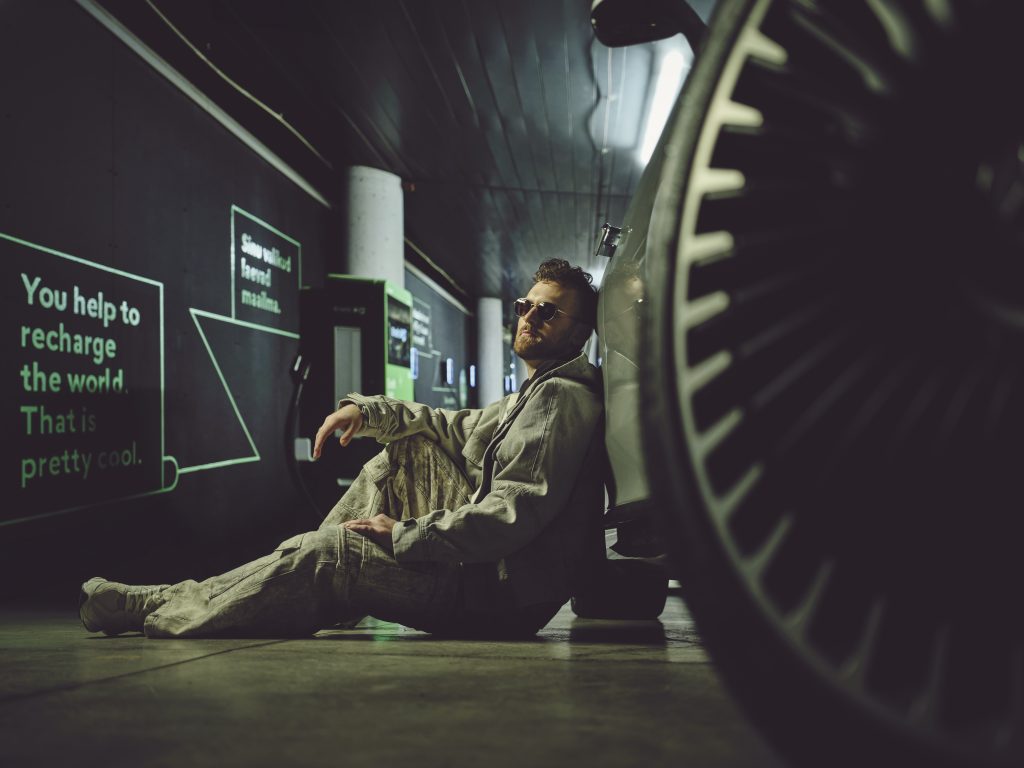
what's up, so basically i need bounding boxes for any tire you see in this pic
[642,1,1024,766]
[571,558,669,620]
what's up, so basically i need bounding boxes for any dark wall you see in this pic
[406,266,476,410]
[1,1,337,597]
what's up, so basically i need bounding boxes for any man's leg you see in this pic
[319,435,472,528]
[143,526,461,637]
[132,435,472,637]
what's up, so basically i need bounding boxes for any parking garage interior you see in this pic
[2,2,1021,767]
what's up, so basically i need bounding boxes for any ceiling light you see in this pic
[638,50,686,166]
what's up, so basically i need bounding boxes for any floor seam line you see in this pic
[291,647,705,665]
[0,638,290,705]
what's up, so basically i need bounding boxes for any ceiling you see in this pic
[94,0,714,304]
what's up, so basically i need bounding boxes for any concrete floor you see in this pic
[0,593,786,768]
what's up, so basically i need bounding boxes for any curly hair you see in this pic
[533,259,599,330]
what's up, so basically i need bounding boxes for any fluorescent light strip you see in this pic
[639,50,687,166]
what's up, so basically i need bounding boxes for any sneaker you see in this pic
[79,577,169,635]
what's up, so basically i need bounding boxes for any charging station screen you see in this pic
[387,297,411,367]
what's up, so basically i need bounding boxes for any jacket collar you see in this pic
[520,352,601,397]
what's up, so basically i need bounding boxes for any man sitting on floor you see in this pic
[80,258,605,638]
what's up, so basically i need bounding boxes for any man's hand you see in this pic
[342,514,396,554]
[312,403,364,459]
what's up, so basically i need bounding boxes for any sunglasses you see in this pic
[513,298,579,323]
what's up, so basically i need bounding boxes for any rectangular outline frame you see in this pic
[2,230,167,525]
[230,205,302,331]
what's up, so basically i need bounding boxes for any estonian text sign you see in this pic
[231,206,300,333]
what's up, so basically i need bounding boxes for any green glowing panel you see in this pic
[385,283,413,400]
[230,205,301,335]
[3,231,167,523]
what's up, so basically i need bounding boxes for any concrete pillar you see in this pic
[341,166,404,286]
[477,297,505,406]
[514,356,528,392]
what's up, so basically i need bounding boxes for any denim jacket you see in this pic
[342,352,605,609]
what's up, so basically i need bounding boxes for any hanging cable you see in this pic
[144,0,333,169]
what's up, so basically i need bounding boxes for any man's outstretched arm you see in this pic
[317,394,491,474]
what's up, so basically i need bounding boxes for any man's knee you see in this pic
[383,435,457,477]
[384,434,435,461]
[355,438,432,485]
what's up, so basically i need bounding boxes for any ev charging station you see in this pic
[291,275,414,517]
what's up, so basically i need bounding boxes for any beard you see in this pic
[513,328,543,360]
[513,323,577,364]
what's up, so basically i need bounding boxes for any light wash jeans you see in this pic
[144,436,471,638]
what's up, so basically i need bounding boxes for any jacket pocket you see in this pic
[275,533,307,552]
[209,533,307,599]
